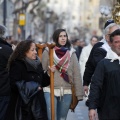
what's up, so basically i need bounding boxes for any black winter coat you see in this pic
[5,60,50,120]
[74,46,82,61]
[89,59,120,119]
[83,42,107,86]
[0,38,13,95]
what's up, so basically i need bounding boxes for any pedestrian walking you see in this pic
[5,40,54,120]
[83,20,120,100]
[71,39,83,61]
[89,28,120,120]
[79,35,98,82]
[0,25,13,120]
[42,29,84,120]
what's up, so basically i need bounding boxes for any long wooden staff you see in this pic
[46,42,56,120]
[36,43,46,59]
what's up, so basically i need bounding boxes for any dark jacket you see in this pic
[74,46,82,61]
[0,38,13,95]
[5,60,50,120]
[83,42,107,86]
[89,59,120,119]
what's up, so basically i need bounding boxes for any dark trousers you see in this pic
[0,96,10,120]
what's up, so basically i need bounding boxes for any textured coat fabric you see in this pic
[42,47,84,100]
[79,44,93,82]
[83,42,107,86]
[5,60,49,120]
[89,59,120,119]
[0,38,13,95]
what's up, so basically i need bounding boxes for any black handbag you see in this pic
[16,80,40,104]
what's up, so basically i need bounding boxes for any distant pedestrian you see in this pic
[71,39,83,61]
[0,25,13,120]
[79,36,98,82]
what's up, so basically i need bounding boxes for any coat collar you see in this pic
[0,38,12,47]
[23,60,43,73]
[100,40,111,53]
[105,49,120,64]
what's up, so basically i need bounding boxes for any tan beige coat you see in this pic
[41,47,84,100]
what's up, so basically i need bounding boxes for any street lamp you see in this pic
[100,0,120,24]
[100,5,112,18]
[45,8,52,42]
[18,0,27,40]
[3,0,7,26]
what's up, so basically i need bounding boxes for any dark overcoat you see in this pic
[83,42,107,86]
[5,60,50,120]
[89,59,120,119]
[0,38,13,95]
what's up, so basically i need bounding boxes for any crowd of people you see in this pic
[0,19,120,120]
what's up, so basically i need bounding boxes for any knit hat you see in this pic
[104,19,114,29]
[0,25,8,39]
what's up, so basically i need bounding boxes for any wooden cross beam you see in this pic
[36,43,46,59]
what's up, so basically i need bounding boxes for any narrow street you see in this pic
[67,100,89,120]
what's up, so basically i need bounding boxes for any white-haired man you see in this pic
[89,28,120,120]
[83,20,120,95]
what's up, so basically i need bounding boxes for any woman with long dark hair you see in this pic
[5,40,53,120]
[42,29,84,120]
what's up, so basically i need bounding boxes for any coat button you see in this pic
[32,76,34,79]
[38,76,40,78]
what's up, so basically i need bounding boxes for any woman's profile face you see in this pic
[25,43,37,60]
[58,31,67,46]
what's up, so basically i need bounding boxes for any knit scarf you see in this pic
[54,46,70,83]
[25,56,40,69]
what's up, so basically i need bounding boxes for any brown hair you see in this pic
[52,29,71,49]
[7,40,34,69]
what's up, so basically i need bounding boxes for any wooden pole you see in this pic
[46,42,56,120]
[36,43,46,59]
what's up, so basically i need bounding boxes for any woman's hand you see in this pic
[48,65,56,72]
